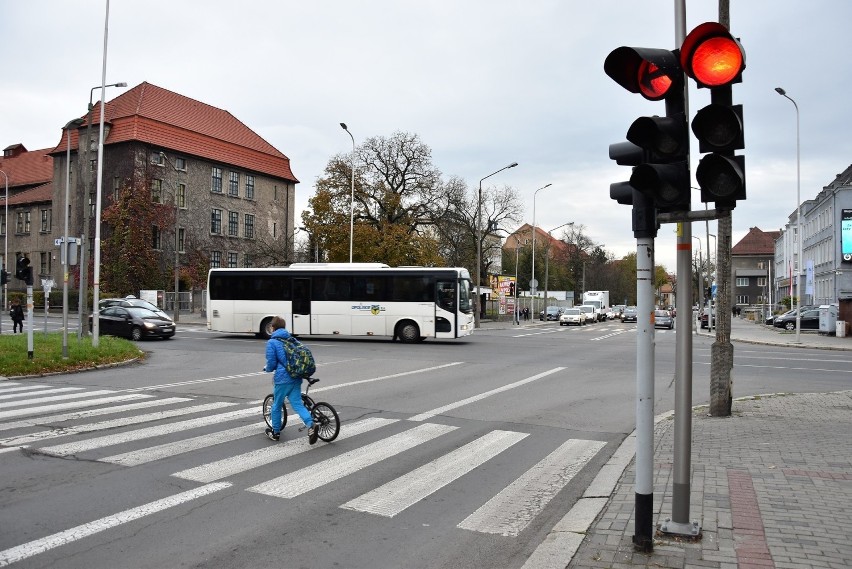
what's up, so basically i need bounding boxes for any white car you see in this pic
[559,308,585,326]
[578,305,596,324]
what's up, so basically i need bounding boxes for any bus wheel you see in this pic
[396,321,420,343]
[259,317,274,339]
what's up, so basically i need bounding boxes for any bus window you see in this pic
[437,280,456,312]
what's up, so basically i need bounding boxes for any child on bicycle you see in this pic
[263,316,318,444]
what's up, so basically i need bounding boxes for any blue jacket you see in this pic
[265,328,299,385]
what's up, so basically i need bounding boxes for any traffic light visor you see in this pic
[604,47,680,101]
[681,22,745,87]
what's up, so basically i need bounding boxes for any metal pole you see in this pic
[775,88,801,342]
[476,163,519,328]
[530,183,551,320]
[514,236,521,325]
[1,169,8,335]
[340,123,355,263]
[62,119,83,358]
[92,0,112,348]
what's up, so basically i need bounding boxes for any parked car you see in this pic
[773,308,820,330]
[559,308,585,326]
[654,309,674,329]
[539,306,562,321]
[99,297,170,320]
[765,306,813,326]
[620,306,638,323]
[578,305,596,324]
[89,306,176,340]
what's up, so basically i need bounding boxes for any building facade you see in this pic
[731,226,780,309]
[2,82,299,297]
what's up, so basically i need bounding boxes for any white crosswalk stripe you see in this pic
[0,384,54,394]
[341,429,529,517]
[0,386,83,401]
[0,393,153,422]
[247,423,458,499]
[0,390,118,410]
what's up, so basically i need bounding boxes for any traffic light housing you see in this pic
[605,45,690,232]
[681,22,746,208]
[15,256,33,285]
[0,269,7,285]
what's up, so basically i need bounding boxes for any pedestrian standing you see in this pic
[10,298,25,333]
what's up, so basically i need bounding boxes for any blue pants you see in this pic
[270,380,313,434]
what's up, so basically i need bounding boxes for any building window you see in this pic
[736,295,749,305]
[90,159,97,172]
[735,277,749,287]
[175,157,186,171]
[211,167,223,193]
[40,208,52,232]
[152,225,161,250]
[177,183,186,208]
[1,213,5,236]
[211,209,222,234]
[151,152,164,166]
[113,177,122,202]
[210,250,221,268]
[151,179,163,203]
[40,252,50,275]
[227,252,238,267]
[228,171,239,196]
[244,254,253,268]
[756,277,767,287]
[228,211,239,236]
[245,175,255,199]
[178,228,185,253]
[16,211,31,234]
[244,214,255,238]
[89,191,96,217]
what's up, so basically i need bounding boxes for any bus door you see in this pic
[435,279,456,337]
[292,278,311,335]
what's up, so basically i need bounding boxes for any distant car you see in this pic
[89,306,176,340]
[620,306,638,323]
[540,306,562,321]
[578,305,596,324]
[700,311,715,329]
[773,308,820,331]
[654,309,674,329]
[559,308,584,326]
[99,297,170,320]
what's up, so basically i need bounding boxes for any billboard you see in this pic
[843,209,852,263]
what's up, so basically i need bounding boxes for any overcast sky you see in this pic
[2,1,850,275]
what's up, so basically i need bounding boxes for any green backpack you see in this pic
[277,337,316,379]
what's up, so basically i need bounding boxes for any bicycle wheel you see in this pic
[262,394,287,431]
[311,402,340,442]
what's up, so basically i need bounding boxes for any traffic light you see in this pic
[605,46,690,217]
[15,256,33,285]
[680,22,746,208]
[0,269,7,285]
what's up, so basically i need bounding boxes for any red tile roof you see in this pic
[732,227,781,256]
[51,82,298,183]
[4,182,54,206]
[0,147,53,188]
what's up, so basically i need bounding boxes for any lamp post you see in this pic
[514,236,525,324]
[475,162,518,328]
[708,233,716,332]
[62,118,85,358]
[693,235,704,322]
[1,168,8,335]
[529,183,552,319]
[159,152,183,322]
[340,123,355,263]
[775,87,802,343]
[79,80,126,338]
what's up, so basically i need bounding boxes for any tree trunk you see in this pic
[710,211,733,416]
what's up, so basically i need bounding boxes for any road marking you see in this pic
[100,423,260,466]
[0,394,153,422]
[341,429,528,517]
[247,423,457,499]
[590,329,629,341]
[0,384,54,394]
[172,417,396,483]
[458,438,606,536]
[38,407,256,456]
[0,402,235,447]
[0,396,187,433]
[0,387,83,401]
[0,390,117,410]
[409,367,565,422]
[307,362,465,394]
[122,372,266,392]
[0,482,231,567]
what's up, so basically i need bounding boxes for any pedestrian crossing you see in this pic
[0,377,609,564]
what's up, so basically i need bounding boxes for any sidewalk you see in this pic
[513,317,852,568]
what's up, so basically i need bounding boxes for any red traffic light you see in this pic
[605,47,681,101]
[680,22,745,88]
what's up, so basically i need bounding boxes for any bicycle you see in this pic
[262,378,340,442]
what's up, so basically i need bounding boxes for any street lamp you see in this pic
[514,236,526,325]
[775,87,802,343]
[160,152,183,322]
[1,168,8,335]
[79,81,126,338]
[475,162,518,328]
[529,183,552,319]
[62,118,85,358]
[692,235,704,319]
[340,123,355,263]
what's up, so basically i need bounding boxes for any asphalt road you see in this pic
[1,321,849,568]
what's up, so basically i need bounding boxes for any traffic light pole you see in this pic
[633,235,655,552]
[26,285,34,359]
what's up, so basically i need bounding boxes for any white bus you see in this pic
[206,263,474,342]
